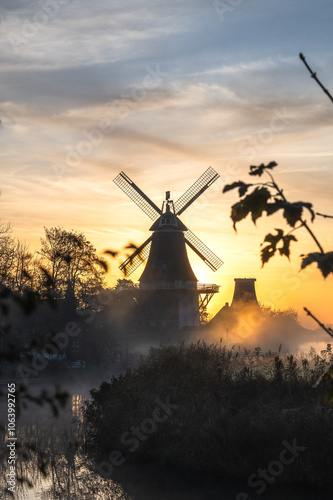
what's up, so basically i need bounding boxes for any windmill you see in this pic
[113,167,223,329]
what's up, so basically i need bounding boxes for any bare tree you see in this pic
[0,221,15,289]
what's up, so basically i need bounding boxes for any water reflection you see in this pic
[0,388,132,500]
[72,393,85,420]
[2,385,330,500]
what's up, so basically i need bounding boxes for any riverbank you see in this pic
[85,341,333,489]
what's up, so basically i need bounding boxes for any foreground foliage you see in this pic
[84,341,333,485]
[223,162,333,278]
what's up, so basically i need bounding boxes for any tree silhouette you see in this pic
[39,227,107,306]
[0,222,15,288]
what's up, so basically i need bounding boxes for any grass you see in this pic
[84,341,333,486]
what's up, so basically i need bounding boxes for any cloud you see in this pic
[0,0,332,327]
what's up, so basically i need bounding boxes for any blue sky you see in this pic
[0,0,332,326]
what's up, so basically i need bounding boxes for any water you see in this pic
[0,379,331,500]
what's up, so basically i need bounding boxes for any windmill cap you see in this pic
[149,214,187,231]
[234,278,256,281]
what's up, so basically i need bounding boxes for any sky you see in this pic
[0,0,332,328]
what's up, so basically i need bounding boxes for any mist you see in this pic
[206,301,330,354]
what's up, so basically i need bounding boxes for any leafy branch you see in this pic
[223,162,333,278]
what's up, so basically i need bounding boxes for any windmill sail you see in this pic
[174,167,219,216]
[185,229,223,272]
[114,171,161,220]
[119,236,152,276]
[114,168,223,276]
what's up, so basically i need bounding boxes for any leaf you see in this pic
[260,230,297,267]
[248,187,272,224]
[300,251,333,278]
[262,229,284,245]
[282,201,315,227]
[103,249,118,257]
[95,258,108,273]
[249,161,277,177]
[222,181,253,197]
[230,201,250,231]
[265,201,285,216]
[278,234,297,259]
[260,229,284,266]
[125,243,139,250]
[261,245,277,266]
[300,202,315,222]
[283,203,302,227]
[230,187,272,230]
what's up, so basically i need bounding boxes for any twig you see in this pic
[299,53,333,104]
[304,307,333,339]
[316,212,333,219]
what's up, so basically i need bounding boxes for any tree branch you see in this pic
[304,307,333,339]
[299,53,333,104]
[316,212,333,219]
[266,170,324,253]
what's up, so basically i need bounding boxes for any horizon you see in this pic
[1,0,332,329]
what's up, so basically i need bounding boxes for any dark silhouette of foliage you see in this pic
[0,277,70,493]
[84,342,333,484]
[39,227,107,305]
[223,54,333,407]
[223,162,332,278]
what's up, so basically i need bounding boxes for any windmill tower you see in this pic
[113,167,223,330]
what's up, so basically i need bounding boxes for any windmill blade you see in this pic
[174,167,220,216]
[185,229,223,272]
[114,171,162,221]
[119,236,152,276]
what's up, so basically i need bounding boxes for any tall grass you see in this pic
[84,341,333,485]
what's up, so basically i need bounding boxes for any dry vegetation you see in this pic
[84,341,333,486]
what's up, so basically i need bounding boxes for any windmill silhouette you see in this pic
[113,167,223,329]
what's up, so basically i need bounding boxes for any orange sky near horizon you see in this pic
[0,1,332,332]
[2,154,331,330]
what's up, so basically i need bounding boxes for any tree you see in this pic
[0,221,15,289]
[10,240,36,294]
[39,227,107,306]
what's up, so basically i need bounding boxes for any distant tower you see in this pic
[113,168,223,329]
[231,278,259,307]
[208,278,260,329]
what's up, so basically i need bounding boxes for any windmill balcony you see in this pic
[139,281,220,292]
[197,283,220,293]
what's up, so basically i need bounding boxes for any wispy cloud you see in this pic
[0,0,333,322]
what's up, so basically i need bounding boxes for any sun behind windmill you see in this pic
[113,167,223,330]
